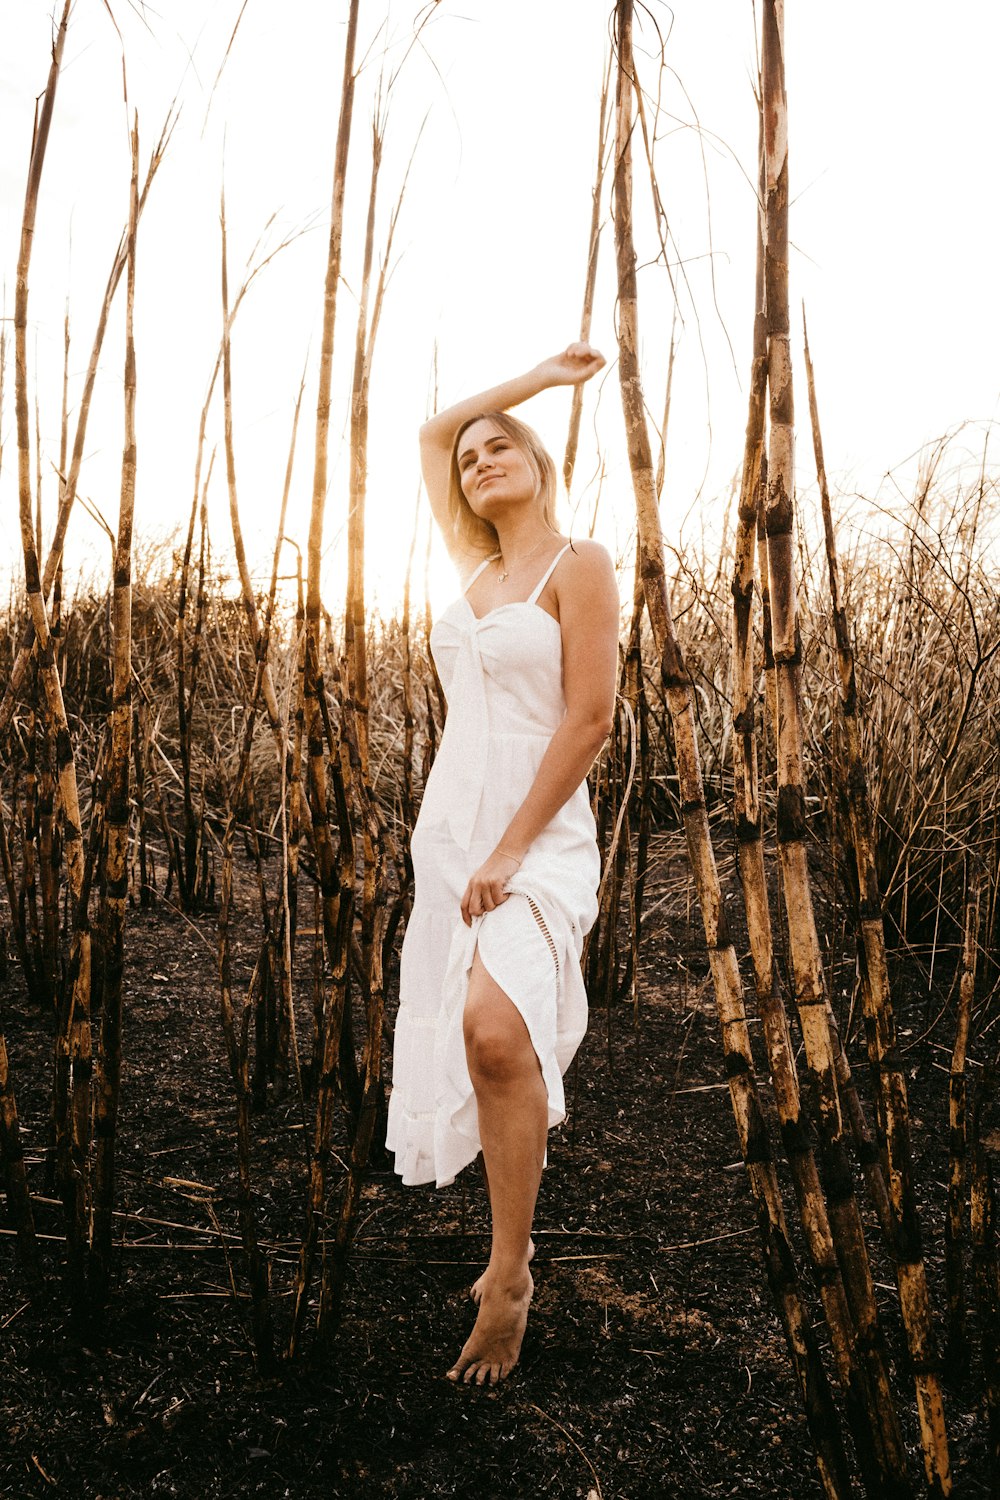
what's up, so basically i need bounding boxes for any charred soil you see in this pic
[0,837,991,1498]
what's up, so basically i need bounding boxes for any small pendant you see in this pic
[498,568,509,583]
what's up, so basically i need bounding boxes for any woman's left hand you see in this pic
[460,849,522,927]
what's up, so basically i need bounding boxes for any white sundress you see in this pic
[385,543,602,1188]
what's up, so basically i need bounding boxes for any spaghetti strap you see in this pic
[527,542,573,605]
[463,552,501,594]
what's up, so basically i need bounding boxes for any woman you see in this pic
[385,342,620,1385]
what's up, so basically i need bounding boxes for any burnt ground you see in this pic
[0,832,992,1499]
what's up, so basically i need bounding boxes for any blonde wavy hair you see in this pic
[447,411,560,558]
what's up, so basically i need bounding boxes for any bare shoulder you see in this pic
[556,539,620,602]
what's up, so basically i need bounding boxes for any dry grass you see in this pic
[4,456,996,979]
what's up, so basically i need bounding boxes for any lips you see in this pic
[478,474,502,489]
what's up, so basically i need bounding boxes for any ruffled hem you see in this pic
[387,885,588,1188]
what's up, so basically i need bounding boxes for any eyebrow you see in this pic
[458,433,507,464]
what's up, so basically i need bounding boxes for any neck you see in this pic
[493,510,554,560]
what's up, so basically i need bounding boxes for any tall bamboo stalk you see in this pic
[90,116,140,1307]
[804,313,953,1491]
[612,7,850,1494]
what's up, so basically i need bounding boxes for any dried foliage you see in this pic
[2,6,1000,1497]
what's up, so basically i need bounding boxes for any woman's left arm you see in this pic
[460,541,620,925]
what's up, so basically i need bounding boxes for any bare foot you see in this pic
[471,1237,535,1304]
[446,1271,534,1386]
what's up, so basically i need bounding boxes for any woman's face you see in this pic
[457,420,538,517]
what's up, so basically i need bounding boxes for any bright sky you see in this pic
[2,2,999,614]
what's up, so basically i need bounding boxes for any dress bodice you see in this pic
[422,545,573,850]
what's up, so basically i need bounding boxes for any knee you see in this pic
[463,1012,522,1085]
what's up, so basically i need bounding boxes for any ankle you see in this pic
[485,1258,532,1294]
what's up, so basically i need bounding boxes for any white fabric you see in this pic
[385,544,601,1187]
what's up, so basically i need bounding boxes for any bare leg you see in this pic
[471,1153,534,1303]
[446,948,546,1385]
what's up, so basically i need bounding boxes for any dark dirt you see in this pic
[0,833,992,1499]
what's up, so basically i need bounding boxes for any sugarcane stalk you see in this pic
[804,312,952,1491]
[971,1063,1000,1487]
[287,0,363,1331]
[301,0,360,1051]
[318,675,389,1336]
[218,835,275,1372]
[37,711,59,1007]
[1,111,175,740]
[272,371,308,1101]
[346,106,419,783]
[0,1028,41,1293]
[175,459,209,908]
[89,116,140,1307]
[612,7,850,1493]
[343,121,383,779]
[0,793,38,1001]
[564,51,611,494]
[219,191,285,751]
[20,704,42,993]
[725,112,896,1493]
[14,0,99,1309]
[132,703,153,907]
[15,0,82,906]
[760,9,913,1491]
[945,866,981,1372]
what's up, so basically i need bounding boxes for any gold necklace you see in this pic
[496,537,549,584]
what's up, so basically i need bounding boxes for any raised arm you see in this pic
[419,343,605,567]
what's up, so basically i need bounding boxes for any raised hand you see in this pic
[534,342,606,389]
